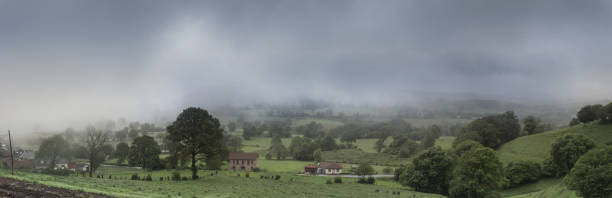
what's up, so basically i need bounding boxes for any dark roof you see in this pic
[304,164,317,169]
[228,152,258,160]
[318,162,342,169]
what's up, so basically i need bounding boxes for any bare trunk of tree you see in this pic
[191,152,197,179]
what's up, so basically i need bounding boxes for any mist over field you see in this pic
[1,0,612,133]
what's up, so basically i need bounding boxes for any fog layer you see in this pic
[1,0,611,131]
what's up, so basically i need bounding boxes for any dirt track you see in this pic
[0,177,113,198]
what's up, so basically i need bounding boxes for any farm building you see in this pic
[304,162,343,175]
[2,158,35,169]
[228,152,258,171]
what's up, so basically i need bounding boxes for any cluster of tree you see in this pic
[572,102,612,125]
[37,127,115,177]
[398,142,504,197]
[399,133,609,197]
[241,120,292,140]
[453,111,520,148]
[377,125,441,158]
[295,121,324,139]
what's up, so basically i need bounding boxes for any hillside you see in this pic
[497,123,612,164]
[497,123,612,198]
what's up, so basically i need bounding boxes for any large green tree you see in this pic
[113,142,130,165]
[522,115,544,135]
[449,147,505,198]
[269,136,289,159]
[318,135,338,151]
[36,135,71,168]
[549,134,596,176]
[289,136,317,161]
[400,147,453,195]
[577,104,600,124]
[454,111,520,148]
[600,102,612,124]
[566,145,612,197]
[167,107,227,179]
[128,135,161,170]
[226,135,243,152]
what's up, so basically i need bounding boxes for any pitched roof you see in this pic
[228,152,258,160]
[318,162,342,169]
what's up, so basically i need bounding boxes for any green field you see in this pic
[496,123,612,164]
[501,178,579,198]
[0,168,443,198]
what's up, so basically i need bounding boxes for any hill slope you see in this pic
[497,123,612,164]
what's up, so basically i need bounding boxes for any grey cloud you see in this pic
[1,0,612,133]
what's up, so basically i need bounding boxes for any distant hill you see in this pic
[497,123,612,165]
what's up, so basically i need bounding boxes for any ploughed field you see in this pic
[0,176,111,198]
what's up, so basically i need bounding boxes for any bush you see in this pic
[275,175,280,180]
[334,177,342,184]
[326,178,333,184]
[145,174,152,181]
[245,173,250,178]
[171,172,181,181]
[367,176,375,184]
[382,167,393,175]
[41,169,72,176]
[505,161,542,188]
[252,167,261,172]
[131,174,140,180]
[181,176,189,181]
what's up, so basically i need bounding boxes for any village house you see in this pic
[228,152,258,171]
[304,162,343,175]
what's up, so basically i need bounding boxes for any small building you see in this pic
[75,162,89,172]
[228,152,258,171]
[304,164,317,174]
[317,162,343,175]
[2,158,35,169]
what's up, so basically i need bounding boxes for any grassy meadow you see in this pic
[0,167,443,198]
[496,123,612,164]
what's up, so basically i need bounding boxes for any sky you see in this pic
[1,0,612,132]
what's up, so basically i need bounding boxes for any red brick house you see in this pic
[228,152,258,171]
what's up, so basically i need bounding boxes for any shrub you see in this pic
[382,167,393,175]
[326,178,333,184]
[146,174,152,181]
[245,173,250,178]
[334,177,342,184]
[252,167,261,172]
[171,172,181,181]
[505,161,542,188]
[131,174,140,180]
[367,176,375,184]
[182,176,189,181]
[275,175,280,180]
